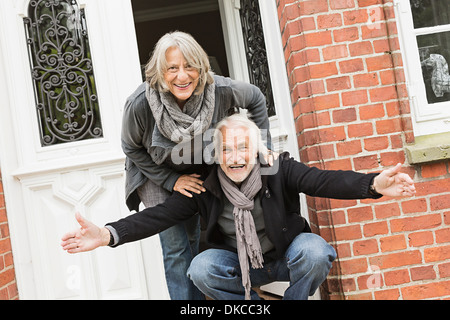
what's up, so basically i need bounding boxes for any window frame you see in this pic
[395,0,450,137]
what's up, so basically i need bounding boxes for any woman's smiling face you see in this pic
[163,46,200,108]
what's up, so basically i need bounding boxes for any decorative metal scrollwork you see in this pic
[239,0,276,117]
[24,0,103,146]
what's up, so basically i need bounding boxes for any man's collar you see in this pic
[203,162,270,199]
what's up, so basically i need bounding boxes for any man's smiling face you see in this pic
[218,126,257,186]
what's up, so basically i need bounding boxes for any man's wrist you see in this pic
[369,176,382,196]
[100,227,112,247]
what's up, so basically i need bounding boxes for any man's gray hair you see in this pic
[145,31,215,95]
[213,112,267,161]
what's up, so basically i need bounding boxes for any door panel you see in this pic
[0,0,168,299]
[20,167,148,299]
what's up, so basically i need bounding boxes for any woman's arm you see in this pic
[229,79,272,149]
[121,93,181,191]
[122,91,205,196]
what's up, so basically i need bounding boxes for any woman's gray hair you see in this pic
[145,31,215,94]
[213,112,267,161]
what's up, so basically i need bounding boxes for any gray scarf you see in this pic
[146,82,215,143]
[218,162,264,300]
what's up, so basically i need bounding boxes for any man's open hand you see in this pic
[61,212,110,254]
[373,163,416,197]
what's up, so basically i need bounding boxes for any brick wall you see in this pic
[0,170,18,300]
[277,0,450,299]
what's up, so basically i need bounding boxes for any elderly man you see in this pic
[61,113,415,300]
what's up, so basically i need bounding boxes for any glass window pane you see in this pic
[418,31,450,104]
[24,0,103,146]
[410,0,450,29]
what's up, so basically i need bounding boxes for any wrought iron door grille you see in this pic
[24,0,103,147]
[240,0,276,117]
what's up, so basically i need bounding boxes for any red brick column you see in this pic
[277,0,450,299]
[0,170,18,300]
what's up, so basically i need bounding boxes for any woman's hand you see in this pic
[173,173,206,198]
[373,163,416,197]
[261,147,279,166]
[61,212,110,254]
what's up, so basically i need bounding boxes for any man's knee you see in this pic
[187,250,210,285]
[288,233,336,270]
[187,249,238,286]
[307,234,336,265]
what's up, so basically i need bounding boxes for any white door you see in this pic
[220,0,315,298]
[0,0,305,300]
[219,0,300,158]
[0,0,168,299]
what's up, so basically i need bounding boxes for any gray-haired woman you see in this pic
[121,31,271,300]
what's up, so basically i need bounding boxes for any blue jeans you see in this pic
[187,233,336,300]
[159,214,204,300]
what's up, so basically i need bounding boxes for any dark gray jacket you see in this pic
[121,75,271,211]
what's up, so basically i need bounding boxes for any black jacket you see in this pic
[107,152,381,259]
